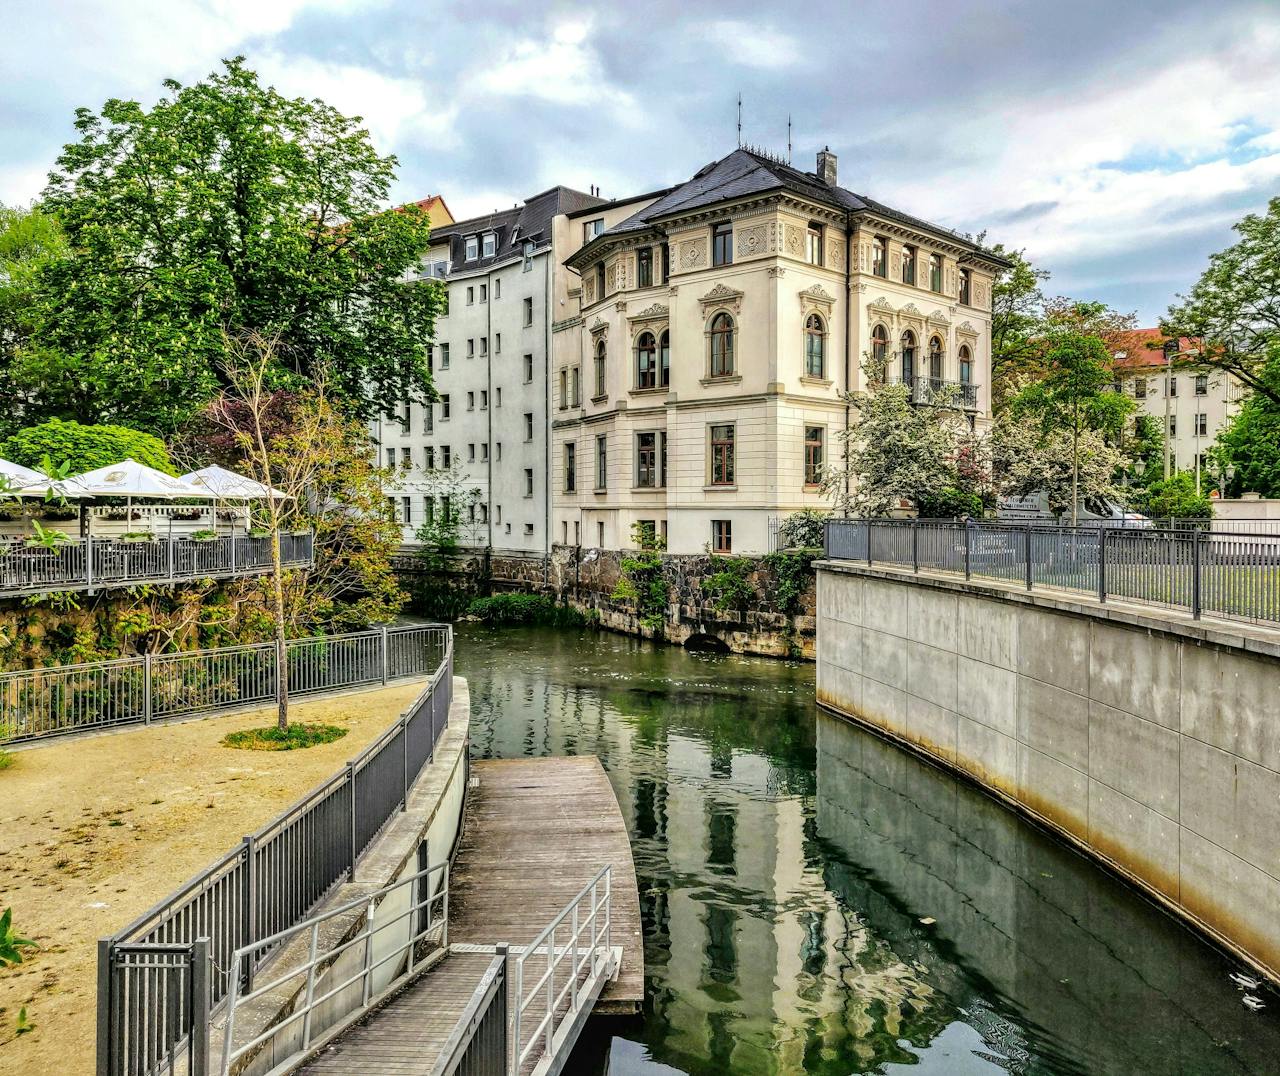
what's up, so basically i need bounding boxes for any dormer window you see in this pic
[465,236,478,261]
[482,233,496,257]
[584,218,604,242]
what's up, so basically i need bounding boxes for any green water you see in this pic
[454,624,1279,1075]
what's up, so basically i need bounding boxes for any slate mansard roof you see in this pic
[567,148,1010,270]
[425,186,605,277]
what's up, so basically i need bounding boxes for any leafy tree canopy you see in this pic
[1133,471,1213,520]
[22,57,441,433]
[1164,196,1280,406]
[1210,342,1280,497]
[2,418,174,473]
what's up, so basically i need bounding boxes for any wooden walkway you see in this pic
[298,756,642,1074]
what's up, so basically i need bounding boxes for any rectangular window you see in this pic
[1167,376,1178,397]
[524,353,534,383]
[804,426,824,485]
[440,342,450,369]
[496,443,502,460]
[425,446,435,470]
[494,332,501,354]
[524,412,534,441]
[902,244,916,285]
[494,278,501,300]
[385,447,395,469]
[929,253,942,292]
[479,336,488,356]
[710,424,735,485]
[482,233,496,257]
[525,522,535,536]
[872,236,887,278]
[571,366,581,407]
[466,391,474,410]
[1169,416,1177,436]
[559,369,568,410]
[467,339,475,358]
[806,223,823,266]
[1195,373,1208,395]
[637,246,653,288]
[400,446,411,468]
[637,432,658,488]
[712,519,732,554]
[465,236,478,261]
[1196,412,1208,436]
[402,402,412,434]
[441,394,451,419]
[959,268,971,305]
[480,390,488,410]
[584,218,604,242]
[495,387,501,407]
[402,496,412,524]
[523,241,534,271]
[1134,378,1147,399]
[442,445,451,468]
[661,243,670,283]
[479,283,487,303]
[466,286,474,305]
[467,443,475,462]
[523,297,533,326]
[712,222,733,266]
[597,521,605,547]
[596,435,607,490]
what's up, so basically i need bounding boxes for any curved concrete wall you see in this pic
[815,561,1280,982]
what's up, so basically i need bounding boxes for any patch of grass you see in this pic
[0,749,13,772]
[222,723,349,751]
[466,592,586,627]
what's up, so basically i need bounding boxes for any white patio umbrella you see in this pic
[69,459,208,535]
[179,464,290,500]
[0,457,93,499]
[0,458,46,495]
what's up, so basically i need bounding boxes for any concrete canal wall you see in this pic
[815,560,1280,982]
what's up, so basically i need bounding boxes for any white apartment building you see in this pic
[374,186,605,553]
[1112,329,1247,486]
[553,147,1009,556]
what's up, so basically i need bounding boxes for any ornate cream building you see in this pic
[552,147,1009,555]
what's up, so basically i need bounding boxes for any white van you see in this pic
[998,492,1151,528]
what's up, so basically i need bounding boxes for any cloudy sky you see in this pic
[4,0,1279,322]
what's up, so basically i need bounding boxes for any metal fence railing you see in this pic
[0,532,313,597]
[95,624,454,1076]
[825,519,1280,626]
[1,622,447,744]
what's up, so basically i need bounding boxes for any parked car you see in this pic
[998,492,1152,529]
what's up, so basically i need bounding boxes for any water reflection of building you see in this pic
[466,637,943,1073]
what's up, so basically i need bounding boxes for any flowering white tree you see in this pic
[991,412,1123,517]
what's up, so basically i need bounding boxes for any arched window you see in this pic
[901,330,917,385]
[804,314,826,378]
[929,335,944,381]
[636,332,657,389]
[594,338,607,398]
[709,313,735,378]
[871,324,889,371]
[959,344,974,408]
[659,330,671,387]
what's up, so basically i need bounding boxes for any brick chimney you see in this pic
[816,146,837,186]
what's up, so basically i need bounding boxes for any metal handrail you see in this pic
[512,864,613,1075]
[220,862,451,1076]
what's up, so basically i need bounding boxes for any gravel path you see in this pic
[0,681,428,1076]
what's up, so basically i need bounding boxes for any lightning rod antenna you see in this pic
[737,94,742,147]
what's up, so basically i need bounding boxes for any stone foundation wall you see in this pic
[395,545,818,659]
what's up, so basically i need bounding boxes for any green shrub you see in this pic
[917,486,984,519]
[701,556,755,614]
[1134,471,1213,520]
[466,592,584,626]
[222,723,348,751]
[2,418,175,474]
[777,509,827,550]
[763,550,815,616]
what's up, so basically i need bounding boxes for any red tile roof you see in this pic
[1111,328,1198,370]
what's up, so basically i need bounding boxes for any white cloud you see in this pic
[695,20,801,70]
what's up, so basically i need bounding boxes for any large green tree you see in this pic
[1210,342,1280,496]
[22,57,441,432]
[1006,332,1134,522]
[1164,196,1280,406]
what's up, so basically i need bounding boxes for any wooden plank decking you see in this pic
[297,755,642,1074]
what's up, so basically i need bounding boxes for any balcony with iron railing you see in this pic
[886,376,981,410]
[0,531,314,598]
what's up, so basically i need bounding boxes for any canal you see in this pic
[454,623,1279,1075]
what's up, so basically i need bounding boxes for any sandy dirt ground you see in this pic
[0,681,428,1076]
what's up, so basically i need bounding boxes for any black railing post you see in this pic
[242,835,256,991]
[866,521,873,568]
[1192,528,1202,619]
[95,939,112,1076]
[143,652,153,725]
[1025,525,1033,591]
[349,760,358,878]
[190,938,210,1076]
[1098,527,1108,604]
[402,710,410,812]
[380,626,389,684]
[964,520,972,580]
[912,520,919,573]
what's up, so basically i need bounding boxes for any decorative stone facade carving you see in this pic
[698,282,744,316]
[798,284,836,316]
[589,318,609,338]
[827,237,844,268]
[738,222,770,257]
[679,238,708,269]
[783,223,804,257]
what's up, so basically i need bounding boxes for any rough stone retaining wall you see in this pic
[815,560,1280,983]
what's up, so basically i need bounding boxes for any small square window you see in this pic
[712,519,732,553]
